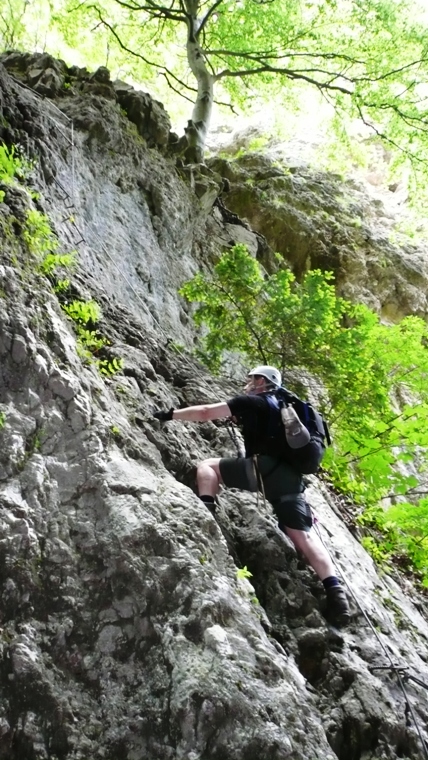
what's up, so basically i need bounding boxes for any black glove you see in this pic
[153,408,175,422]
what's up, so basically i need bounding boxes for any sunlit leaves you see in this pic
[181,243,428,501]
[3,0,428,177]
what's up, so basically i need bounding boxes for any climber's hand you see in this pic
[153,408,175,422]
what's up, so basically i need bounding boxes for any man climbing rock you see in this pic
[154,365,350,626]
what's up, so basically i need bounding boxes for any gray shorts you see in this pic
[219,455,312,532]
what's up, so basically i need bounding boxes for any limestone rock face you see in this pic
[113,82,171,147]
[0,55,428,760]
[1,51,68,96]
[208,154,428,320]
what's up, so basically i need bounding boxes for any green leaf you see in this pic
[236,566,253,580]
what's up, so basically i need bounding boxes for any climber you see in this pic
[154,364,350,625]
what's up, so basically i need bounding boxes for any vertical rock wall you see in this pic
[0,55,427,760]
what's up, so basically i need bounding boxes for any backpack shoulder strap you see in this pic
[275,387,298,405]
[264,393,280,410]
[263,393,283,440]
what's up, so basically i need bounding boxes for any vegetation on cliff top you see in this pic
[2,0,428,183]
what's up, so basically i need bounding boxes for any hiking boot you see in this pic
[326,585,350,626]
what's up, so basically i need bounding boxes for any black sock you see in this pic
[199,494,216,515]
[322,576,340,590]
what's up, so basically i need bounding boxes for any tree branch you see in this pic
[353,57,428,84]
[364,101,428,132]
[345,438,410,464]
[381,490,428,500]
[355,102,428,164]
[196,0,224,37]
[214,282,268,362]
[213,97,237,113]
[208,48,375,89]
[207,47,366,66]
[110,0,186,20]
[214,64,353,95]
[340,406,420,459]
[206,48,428,93]
[161,72,197,103]
[88,6,192,91]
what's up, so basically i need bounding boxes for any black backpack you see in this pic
[264,388,331,474]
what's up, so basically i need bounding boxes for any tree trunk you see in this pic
[184,30,214,162]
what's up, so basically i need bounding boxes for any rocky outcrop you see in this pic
[0,54,428,760]
[208,153,428,320]
[0,51,171,147]
[0,54,229,341]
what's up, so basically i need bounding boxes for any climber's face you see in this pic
[244,375,266,395]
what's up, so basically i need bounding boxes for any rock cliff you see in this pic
[0,52,428,760]
[207,154,428,321]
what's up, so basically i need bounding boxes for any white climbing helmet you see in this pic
[247,365,282,387]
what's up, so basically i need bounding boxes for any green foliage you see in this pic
[24,427,43,458]
[236,565,253,580]
[168,341,186,354]
[0,145,61,273]
[0,152,74,280]
[22,206,77,282]
[0,412,6,429]
[0,148,78,297]
[230,136,269,160]
[97,357,124,377]
[62,299,102,326]
[23,209,57,257]
[181,244,428,583]
[361,536,393,568]
[53,278,71,293]
[77,327,107,353]
[4,2,428,182]
[0,142,123,382]
[63,298,123,377]
[39,252,76,276]
[383,499,428,583]
[0,144,34,190]
[0,0,29,47]
[0,144,24,183]
[358,500,428,586]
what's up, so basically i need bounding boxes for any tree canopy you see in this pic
[2,0,428,170]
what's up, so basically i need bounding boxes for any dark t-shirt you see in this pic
[227,393,285,458]
[227,392,325,475]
